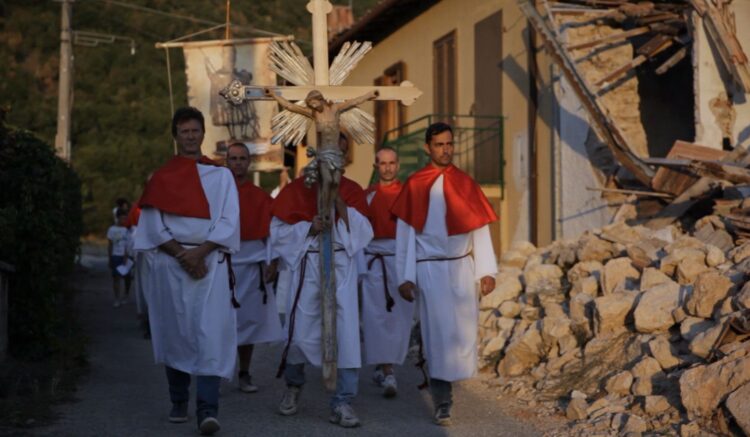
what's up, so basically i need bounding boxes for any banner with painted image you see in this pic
[182,37,289,171]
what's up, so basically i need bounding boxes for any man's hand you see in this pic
[398,281,416,302]
[264,259,279,283]
[309,216,324,236]
[480,275,496,296]
[177,248,208,279]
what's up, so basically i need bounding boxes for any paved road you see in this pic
[34,248,543,437]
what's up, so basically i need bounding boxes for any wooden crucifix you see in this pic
[221,0,421,391]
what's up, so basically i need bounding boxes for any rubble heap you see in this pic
[480,219,750,436]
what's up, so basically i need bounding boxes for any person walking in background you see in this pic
[107,208,132,308]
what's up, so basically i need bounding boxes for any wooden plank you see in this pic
[520,1,655,186]
[645,177,719,229]
[567,26,651,51]
[656,46,688,75]
[586,186,674,198]
[651,141,728,196]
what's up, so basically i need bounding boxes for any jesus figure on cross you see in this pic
[264,88,379,226]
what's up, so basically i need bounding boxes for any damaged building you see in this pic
[332,0,750,251]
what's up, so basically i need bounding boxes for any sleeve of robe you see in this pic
[395,218,418,286]
[269,217,313,271]
[336,206,373,258]
[472,224,497,281]
[206,175,240,253]
[133,207,172,251]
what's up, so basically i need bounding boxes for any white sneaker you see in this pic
[279,386,301,416]
[372,368,385,387]
[329,404,360,428]
[239,374,258,393]
[383,374,397,398]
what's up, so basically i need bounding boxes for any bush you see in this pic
[0,119,83,359]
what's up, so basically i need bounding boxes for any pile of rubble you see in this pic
[479,219,750,436]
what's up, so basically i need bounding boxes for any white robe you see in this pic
[232,240,284,346]
[134,163,240,379]
[270,208,373,369]
[395,174,497,382]
[361,192,415,365]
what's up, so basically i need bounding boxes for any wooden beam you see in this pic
[520,1,655,186]
[566,26,651,51]
[586,186,674,198]
[644,177,718,229]
[656,46,688,75]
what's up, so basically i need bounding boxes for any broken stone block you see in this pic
[482,319,516,358]
[680,317,713,342]
[480,270,523,310]
[524,263,563,296]
[676,257,709,285]
[688,322,723,359]
[605,370,633,395]
[566,397,588,421]
[730,242,750,263]
[665,236,706,254]
[510,240,537,257]
[567,260,604,286]
[498,322,543,377]
[520,305,541,322]
[500,250,527,269]
[627,239,664,270]
[705,244,726,267]
[643,395,670,415]
[541,316,572,355]
[634,281,681,333]
[648,336,682,370]
[622,414,647,433]
[684,270,733,318]
[672,305,688,324]
[600,222,645,245]
[679,346,750,419]
[593,292,637,335]
[725,382,750,436]
[570,276,598,299]
[659,248,705,278]
[498,300,521,318]
[602,257,641,295]
[715,296,735,318]
[640,267,672,291]
[736,281,750,310]
[577,234,617,263]
[630,356,663,396]
[542,302,566,318]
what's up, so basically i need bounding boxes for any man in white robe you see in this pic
[270,137,373,427]
[134,107,240,436]
[226,143,284,393]
[393,122,498,426]
[361,147,414,398]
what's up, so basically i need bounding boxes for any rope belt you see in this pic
[416,253,470,263]
[256,261,268,305]
[276,247,345,378]
[176,242,240,309]
[365,251,395,312]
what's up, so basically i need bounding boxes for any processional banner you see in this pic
[181,37,291,171]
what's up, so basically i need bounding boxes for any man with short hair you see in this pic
[392,122,498,426]
[134,107,240,435]
[225,142,284,394]
[270,134,373,428]
[361,147,414,397]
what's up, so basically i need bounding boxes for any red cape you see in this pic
[237,180,272,241]
[365,181,402,239]
[271,176,369,224]
[138,155,219,219]
[390,164,497,235]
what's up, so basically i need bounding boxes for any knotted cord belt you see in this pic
[176,242,239,308]
[276,248,345,378]
[256,262,268,305]
[412,252,470,389]
[365,251,395,312]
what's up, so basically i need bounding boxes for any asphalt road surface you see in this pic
[34,246,543,437]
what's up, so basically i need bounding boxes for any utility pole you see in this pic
[55,0,74,161]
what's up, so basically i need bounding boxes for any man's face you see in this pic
[226,145,250,179]
[305,93,324,111]
[375,149,399,183]
[175,119,204,156]
[424,130,454,168]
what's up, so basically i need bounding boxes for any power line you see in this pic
[86,0,286,38]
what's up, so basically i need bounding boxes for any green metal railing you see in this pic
[372,114,505,197]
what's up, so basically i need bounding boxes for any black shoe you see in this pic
[433,405,452,426]
[168,402,188,423]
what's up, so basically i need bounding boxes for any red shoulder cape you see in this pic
[271,176,369,224]
[365,181,402,239]
[237,180,272,241]
[138,155,219,219]
[390,164,497,235]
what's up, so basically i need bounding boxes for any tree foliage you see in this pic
[0,0,379,234]
[0,117,83,359]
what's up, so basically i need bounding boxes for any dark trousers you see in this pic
[430,378,453,409]
[165,366,220,419]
